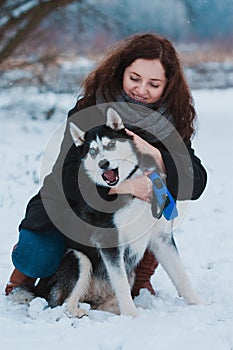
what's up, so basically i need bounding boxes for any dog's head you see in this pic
[69,108,139,187]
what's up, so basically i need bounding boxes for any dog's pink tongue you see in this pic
[104,170,115,181]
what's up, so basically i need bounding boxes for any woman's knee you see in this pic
[12,228,65,278]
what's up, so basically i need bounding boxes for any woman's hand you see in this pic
[125,129,166,173]
[109,173,153,202]
[109,129,167,202]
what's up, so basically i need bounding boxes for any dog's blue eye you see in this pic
[106,140,116,149]
[89,148,97,156]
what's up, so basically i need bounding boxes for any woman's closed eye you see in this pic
[130,76,160,88]
[130,76,139,82]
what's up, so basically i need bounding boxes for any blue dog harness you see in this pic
[148,172,178,220]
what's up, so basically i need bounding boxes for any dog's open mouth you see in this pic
[102,168,119,186]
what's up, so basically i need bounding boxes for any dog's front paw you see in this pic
[121,305,139,318]
[67,306,89,318]
[73,307,89,318]
[187,296,210,306]
[128,309,139,318]
[195,298,212,306]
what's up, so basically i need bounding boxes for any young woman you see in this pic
[5,33,207,298]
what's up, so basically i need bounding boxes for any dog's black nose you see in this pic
[98,159,110,169]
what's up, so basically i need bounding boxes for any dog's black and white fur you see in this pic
[15,108,205,317]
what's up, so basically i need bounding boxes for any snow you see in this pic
[0,86,233,349]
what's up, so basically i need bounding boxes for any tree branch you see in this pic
[0,0,83,65]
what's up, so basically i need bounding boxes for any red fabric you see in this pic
[132,250,159,297]
[5,268,36,295]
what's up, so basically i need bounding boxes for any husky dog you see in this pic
[23,108,204,318]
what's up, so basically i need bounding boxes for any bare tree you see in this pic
[0,0,95,65]
[0,0,128,65]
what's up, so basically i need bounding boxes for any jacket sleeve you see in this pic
[44,100,84,202]
[159,140,207,201]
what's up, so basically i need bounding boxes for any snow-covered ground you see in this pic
[0,87,233,350]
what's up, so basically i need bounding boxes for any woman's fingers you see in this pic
[109,175,153,203]
[125,128,153,155]
[125,128,134,136]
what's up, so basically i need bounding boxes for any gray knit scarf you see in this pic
[96,88,175,142]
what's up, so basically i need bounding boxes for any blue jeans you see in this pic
[12,228,65,278]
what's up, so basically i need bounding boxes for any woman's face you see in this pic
[122,58,167,104]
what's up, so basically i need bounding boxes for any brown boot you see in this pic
[5,268,36,296]
[132,250,159,298]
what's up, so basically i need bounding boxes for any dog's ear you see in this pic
[106,108,124,130]
[69,122,85,147]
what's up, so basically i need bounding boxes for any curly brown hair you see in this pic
[78,33,196,139]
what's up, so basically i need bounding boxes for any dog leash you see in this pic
[148,172,178,220]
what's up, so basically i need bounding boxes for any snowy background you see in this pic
[0,85,233,349]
